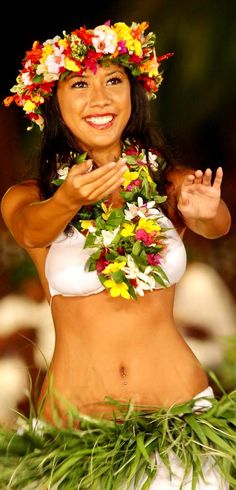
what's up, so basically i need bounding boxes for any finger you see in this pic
[182,174,195,187]
[213,166,223,189]
[75,160,126,185]
[202,168,212,186]
[89,171,125,200]
[68,159,94,175]
[194,169,203,184]
[96,178,124,200]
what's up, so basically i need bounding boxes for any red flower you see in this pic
[147,253,161,266]
[137,75,158,93]
[125,146,139,156]
[96,258,110,273]
[117,247,125,255]
[157,52,174,62]
[24,42,43,63]
[71,27,94,45]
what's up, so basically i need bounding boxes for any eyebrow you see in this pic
[67,69,125,80]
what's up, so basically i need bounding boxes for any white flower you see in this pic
[124,197,160,220]
[44,35,61,46]
[135,278,153,296]
[124,255,156,295]
[21,72,33,86]
[88,225,96,233]
[148,151,158,163]
[57,167,69,180]
[148,151,159,170]
[101,227,120,246]
[45,52,65,74]
[92,25,118,54]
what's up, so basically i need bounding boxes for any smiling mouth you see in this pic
[84,115,115,128]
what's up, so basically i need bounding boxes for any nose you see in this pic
[89,82,111,108]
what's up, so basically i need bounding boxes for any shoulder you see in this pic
[1,179,40,228]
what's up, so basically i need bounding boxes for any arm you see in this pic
[1,159,126,248]
[177,167,231,238]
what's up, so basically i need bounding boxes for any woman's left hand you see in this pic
[177,167,223,220]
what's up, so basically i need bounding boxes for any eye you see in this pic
[107,76,122,86]
[71,80,88,88]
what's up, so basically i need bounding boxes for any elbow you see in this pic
[21,231,49,248]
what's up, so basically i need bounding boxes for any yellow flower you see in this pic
[103,261,126,274]
[23,100,36,112]
[137,218,160,233]
[101,202,112,221]
[121,223,135,237]
[122,169,139,189]
[132,39,142,56]
[32,94,44,103]
[104,279,130,299]
[58,39,68,48]
[113,22,142,55]
[64,58,80,71]
[80,220,93,230]
[140,59,159,77]
[138,166,154,183]
[113,22,131,40]
[40,45,53,63]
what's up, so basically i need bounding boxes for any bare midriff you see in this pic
[39,286,209,423]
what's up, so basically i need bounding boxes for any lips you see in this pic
[84,114,115,129]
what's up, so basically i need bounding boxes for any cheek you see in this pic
[121,92,131,124]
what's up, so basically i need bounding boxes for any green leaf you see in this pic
[51,178,65,186]
[106,209,124,227]
[132,240,141,256]
[136,434,150,463]
[75,152,87,163]
[185,415,208,445]
[84,233,97,247]
[112,270,125,283]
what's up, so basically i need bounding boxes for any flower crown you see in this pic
[3,20,173,130]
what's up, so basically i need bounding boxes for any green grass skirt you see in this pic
[0,379,236,489]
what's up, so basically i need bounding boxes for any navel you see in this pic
[119,364,128,385]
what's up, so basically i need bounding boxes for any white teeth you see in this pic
[86,115,113,125]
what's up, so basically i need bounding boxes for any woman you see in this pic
[1,20,235,490]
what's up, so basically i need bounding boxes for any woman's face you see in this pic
[57,64,131,154]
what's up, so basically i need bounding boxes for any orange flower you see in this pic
[3,96,14,107]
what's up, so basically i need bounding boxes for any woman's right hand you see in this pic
[58,158,127,209]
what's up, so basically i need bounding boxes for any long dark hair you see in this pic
[37,71,175,207]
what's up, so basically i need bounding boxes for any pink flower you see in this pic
[117,40,128,54]
[147,253,161,266]
[127,178,142,190]
[135,229,154,246]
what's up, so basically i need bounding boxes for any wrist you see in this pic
[53,184,82,215]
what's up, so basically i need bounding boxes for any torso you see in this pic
[40,290,208,422]
[28,187,208,423]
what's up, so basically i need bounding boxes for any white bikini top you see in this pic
[45,211,187,298]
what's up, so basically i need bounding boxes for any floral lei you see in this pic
[53,140,171,300]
